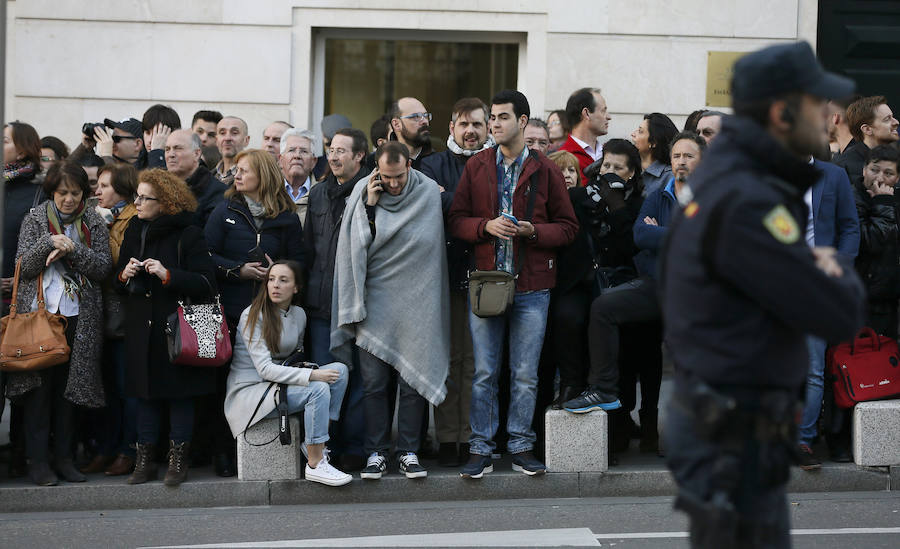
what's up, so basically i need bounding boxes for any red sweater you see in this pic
[558,135,595,186]
[448,146,579,292]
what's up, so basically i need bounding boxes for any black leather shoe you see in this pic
[28,461,58,486]
[830,446,852,463]
[214,452,236,477]
[54,458,87,482]
[551,386,585,410]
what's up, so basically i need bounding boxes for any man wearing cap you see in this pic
[100,118,147,168]
[660,42,865,547]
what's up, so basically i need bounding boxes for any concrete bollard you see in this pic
[236,416,303,480]
[544,408,608,473]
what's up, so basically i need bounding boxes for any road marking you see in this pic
[142,528,602,547]
[594,527,900,540]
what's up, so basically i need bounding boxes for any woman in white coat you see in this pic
[224,259,351,486]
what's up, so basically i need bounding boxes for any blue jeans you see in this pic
[799,335,827,445]
[468,289,550,456]
[267,362,348,445]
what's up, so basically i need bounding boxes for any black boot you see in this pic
[164,440,190,487]
[28,461,58,486]
[551,385,584,410]
[53,458,86,482]
[639,409,659,454]
[128,443,158,485]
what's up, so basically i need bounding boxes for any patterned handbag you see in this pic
[165,275,232,367]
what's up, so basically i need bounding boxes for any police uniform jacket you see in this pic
[661,116,865,390]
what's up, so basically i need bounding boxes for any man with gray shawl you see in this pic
[331,141,449,480]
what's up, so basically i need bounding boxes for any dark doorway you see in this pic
[818,0,900,106]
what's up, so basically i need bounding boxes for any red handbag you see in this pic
[165,276,232,367]
[828,327,900,408]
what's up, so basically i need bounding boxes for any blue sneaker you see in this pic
[563,386,622,413]
[511,451,547,476]
[459,453,493,479]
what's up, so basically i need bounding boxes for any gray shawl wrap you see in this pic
[330,169,449,405]
[5,202,111,407]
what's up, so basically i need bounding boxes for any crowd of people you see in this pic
[1,75,897,488]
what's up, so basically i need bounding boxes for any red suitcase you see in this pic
[828,327,900,408]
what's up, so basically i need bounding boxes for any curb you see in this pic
[0,462,890,513]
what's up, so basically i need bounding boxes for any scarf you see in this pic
[244,195,266,229]
[330,169,450,405]
[326,174,359,221]
[4,160,36,182]
[47,200,93,297]
[445,134,495,157]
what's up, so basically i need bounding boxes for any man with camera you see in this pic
[78,117,147,169]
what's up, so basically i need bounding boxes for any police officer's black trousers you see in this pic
[665,375,792,549]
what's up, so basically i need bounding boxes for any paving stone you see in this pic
[237,416,302,481]
[852,400,900,467]
[544,409,607,473]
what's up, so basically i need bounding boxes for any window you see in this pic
[323,38,518,151]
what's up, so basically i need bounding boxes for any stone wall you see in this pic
[4,0,818,147]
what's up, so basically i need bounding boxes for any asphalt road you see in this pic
[1,491,898,548]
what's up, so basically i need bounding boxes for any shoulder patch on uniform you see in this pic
[762,204,799,244]
[684,202,699,218]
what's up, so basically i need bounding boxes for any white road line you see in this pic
[142,527,602,548]
[594,527,900,540]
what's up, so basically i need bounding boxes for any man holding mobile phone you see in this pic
[449,90,578,478]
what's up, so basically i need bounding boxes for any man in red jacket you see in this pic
[449,89,579,479]
[559,87,612,185]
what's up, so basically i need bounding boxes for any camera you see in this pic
[82,122,105,137]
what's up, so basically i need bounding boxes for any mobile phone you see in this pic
[501,212,519,225]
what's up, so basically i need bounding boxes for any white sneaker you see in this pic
[301,444,331,463]
[305,460,352,487]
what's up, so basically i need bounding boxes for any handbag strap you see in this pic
[241,382,281,447]
[9,258,47,318]
[513,150,541,278]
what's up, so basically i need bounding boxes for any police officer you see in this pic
[660,42,866,548]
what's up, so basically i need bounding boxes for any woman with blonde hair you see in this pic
[548,150,581,189]
[204,149,304,476]
[116,169,218,486]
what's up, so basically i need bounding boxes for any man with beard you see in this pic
[389,97,433,169]
[420,97,495,466]
[303,127,371,471]
[661,42,865,547]
[279,128,318,227]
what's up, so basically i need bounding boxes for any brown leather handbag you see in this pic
[0,259,70,371]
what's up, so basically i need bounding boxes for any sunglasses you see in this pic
[112,135,139,143]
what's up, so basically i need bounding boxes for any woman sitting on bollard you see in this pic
[224,260,351,486]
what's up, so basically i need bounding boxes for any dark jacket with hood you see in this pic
[205,196,305,320]
[302,166,370,319]
[852,176,900,302]
[661,116,866,390]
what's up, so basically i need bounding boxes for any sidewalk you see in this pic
[0,447,894,513]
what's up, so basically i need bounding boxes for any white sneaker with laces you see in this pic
[305,460,352,487]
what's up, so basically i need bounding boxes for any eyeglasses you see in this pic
[327,148,350,157]
[112,135,139,143]
[134,195,159,204]
[40,156,54,162]
[525,138,550,148]
[399,112,432,122]
[285,147,313,157]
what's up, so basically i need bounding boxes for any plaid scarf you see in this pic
[4,161,36,182]
[47,201,93,297]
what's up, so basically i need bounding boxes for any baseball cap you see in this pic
[104,117,143,139]
[321,114,352,141]
[731,41,855,104]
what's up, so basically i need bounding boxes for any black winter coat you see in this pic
[116,212,217,399]
[852,177,900,301]
[185,166,227,228]
[303,167,369,319]
[554,184,642,296]
[205,196,305,320]
[419,150,474,291]
[3,171,44,278]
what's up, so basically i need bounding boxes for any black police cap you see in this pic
[731,41,855,103]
